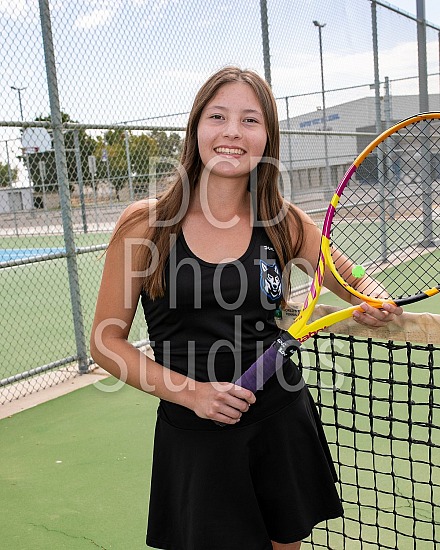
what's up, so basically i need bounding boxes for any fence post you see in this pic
[416,0,429,112]
[371,0,382,134]
[125,130,134,201]
[38,0,89,374]
[259,0,272,87]
[284,96,294,202]
[74,130,88,234]
[371,1,388,259]
[5,139,19,236]
[416,0,433,245]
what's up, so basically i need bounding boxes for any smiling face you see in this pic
[196,81,268,183]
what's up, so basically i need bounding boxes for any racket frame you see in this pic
[286,112,440,343]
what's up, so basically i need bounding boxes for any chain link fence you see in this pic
[1,0,439,404]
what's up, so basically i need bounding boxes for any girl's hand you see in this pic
[192,381,256,424]
[352,302,403,327]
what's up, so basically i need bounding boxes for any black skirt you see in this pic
[146,385,343,550]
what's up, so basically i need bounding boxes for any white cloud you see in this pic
[75,9,113,29]
[272,38,440,118]
[144,0,178,28]
[0,0,27,19]
[274,38,439,96]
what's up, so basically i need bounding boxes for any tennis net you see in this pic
[279,304,440,549]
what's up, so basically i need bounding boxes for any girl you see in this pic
[90,66,402,550]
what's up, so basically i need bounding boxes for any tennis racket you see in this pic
[233,112,440,396]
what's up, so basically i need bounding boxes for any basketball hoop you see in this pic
[22,146,39,155]
[21,127,52,153]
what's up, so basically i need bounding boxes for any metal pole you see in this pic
[371,2,382,134]
[38,159,47,203]
[416,0,433,245]
[5,139,19,236]
[384,77,391,128]
[259,0,272,87]
[124,130,134,201]
[73,129,88,233]
[313,20,331,198]
[5,140,13,186]
[11,86,26,121]
[284,97,294,202]
[18,89,23,120]
[11,86,32,219]
[417,0,429,112]
[38,0,88,374]
[383,76,396,219]
[103,138,112,204]
[371,0,388,259]
[90,170,99,228]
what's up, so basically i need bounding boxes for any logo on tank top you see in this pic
[259,260,282,301]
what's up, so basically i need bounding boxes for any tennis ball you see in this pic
[352,265,366,278]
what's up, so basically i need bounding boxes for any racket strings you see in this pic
[330,117,439,300]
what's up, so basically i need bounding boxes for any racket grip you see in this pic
[215,331,301,427]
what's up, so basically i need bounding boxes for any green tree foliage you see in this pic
[94,129,182,197]
[0,161,18,187]
[149,129,182,157]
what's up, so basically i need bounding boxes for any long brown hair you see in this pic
[110,66,304,298]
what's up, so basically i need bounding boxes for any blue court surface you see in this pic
[0,248,66,262]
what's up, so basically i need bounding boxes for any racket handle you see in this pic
[214,331,301,427]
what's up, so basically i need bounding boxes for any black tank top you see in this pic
[141,226,303,429]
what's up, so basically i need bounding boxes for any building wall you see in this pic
[280,94,440,195]
[0,187,33,213]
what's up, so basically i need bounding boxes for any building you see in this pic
[0,186,34,214]
[279,94,440,198]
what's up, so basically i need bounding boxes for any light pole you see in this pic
[313,20,331,197]
[11,85,31,196]
[10,85,26,121]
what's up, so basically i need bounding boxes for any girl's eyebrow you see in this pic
[206,105,263,116]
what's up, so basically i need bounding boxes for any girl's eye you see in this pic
[210,114,224,120]
[244,118,258,124]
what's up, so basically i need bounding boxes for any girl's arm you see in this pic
[90,201,254,424]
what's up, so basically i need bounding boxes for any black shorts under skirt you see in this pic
[146,386,343,550]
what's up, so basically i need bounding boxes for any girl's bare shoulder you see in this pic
[285,201,317,231]
[115,198,157,236]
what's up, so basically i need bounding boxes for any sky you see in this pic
[2,0,440,182]
[2,0,440,127]
[391,0,440,22]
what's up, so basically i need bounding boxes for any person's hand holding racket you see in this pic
[192,381,255,424]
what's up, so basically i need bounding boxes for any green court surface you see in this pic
[319,281,440,313]
[332,218,440,265]
[0,233,110,378]
[0,379,157,550]
[0,233,148,379]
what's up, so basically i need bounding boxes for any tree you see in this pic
[0,161,18,187]
[93,129,183,198]
[93,130,130,199]
[149,129,182,158]
[129,133,160,182]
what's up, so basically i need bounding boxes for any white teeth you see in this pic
[215,147,244,155]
